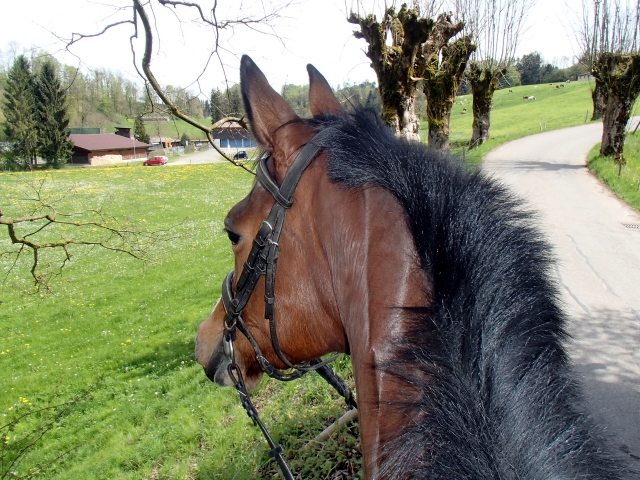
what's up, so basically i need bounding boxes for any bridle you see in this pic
[218,127,356,479]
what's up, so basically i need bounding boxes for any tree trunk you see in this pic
[600,88,635,160]
[594,53,640,165]
[348,6,432,140]
[427,106,452,150]
[590,77,606,121]
[382,89,421,141]
[468,64,502,147]
[422,34,476,151]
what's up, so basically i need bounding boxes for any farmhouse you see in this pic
[69,134,150,165]
[211,121,257,150]
[577,73,595,81]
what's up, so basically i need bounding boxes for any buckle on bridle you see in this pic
[223,330,235,361]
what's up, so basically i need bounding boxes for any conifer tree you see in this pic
[35,60,74,168]
[210,88,224,123]
[2,55,38,169]
[134,116,150,143]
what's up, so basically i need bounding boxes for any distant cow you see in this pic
[560,84,565,87]
[508,89,513,93]
[523,96,529,100]
[526,96,536,101]
[556,85,560,89]
[461,108,468,114]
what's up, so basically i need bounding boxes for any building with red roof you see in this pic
[69,134,150,165]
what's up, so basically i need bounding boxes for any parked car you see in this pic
[144,156,168,166]
[233,150,248,160]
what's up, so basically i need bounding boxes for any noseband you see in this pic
[220,126,342,381]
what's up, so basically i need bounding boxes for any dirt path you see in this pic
[483,123,640,466]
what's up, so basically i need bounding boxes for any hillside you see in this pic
[426,80,599,164]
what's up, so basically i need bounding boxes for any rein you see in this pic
[220,128,356,478]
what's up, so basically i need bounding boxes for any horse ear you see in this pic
[240,55,300,150]
[307,64,347,117]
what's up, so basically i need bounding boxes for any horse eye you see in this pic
[225,229,241,246]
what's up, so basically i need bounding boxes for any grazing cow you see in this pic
[560,84,565,87]
[461,108,467,114]
[527,96,536,101]
[508,89,513,93]
[556,85,560,89]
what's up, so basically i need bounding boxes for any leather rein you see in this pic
[219,127,356,479]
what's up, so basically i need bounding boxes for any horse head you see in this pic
[195,56,352,391]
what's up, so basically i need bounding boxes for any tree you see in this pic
[574,0,640,166]
[420,12,476,150]
[593,52,640,170]
[574,0,640,121]
[210,88,224,123]
[348,4,433,140]
[459,0,531,146]
[2,55,38,169]
[517,52,542,85]
[34,59,74,168]
[134,115,150,143]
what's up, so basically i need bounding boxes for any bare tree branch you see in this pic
[0,185,181,291]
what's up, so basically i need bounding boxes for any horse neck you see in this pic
[317,182,431,478]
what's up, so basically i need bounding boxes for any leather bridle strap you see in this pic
[221,126,346,381]
[220,127,356,480]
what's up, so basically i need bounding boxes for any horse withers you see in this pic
[195,56,631,479]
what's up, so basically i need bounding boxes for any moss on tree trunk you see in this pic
[593,53,640,167]
[590,77,606,121]
[468,64,502,147]
[349,6,432,140]
[422,32,476,151]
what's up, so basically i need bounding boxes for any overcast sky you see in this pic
[1,0,579,97]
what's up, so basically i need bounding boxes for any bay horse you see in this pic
[195,56,630,479]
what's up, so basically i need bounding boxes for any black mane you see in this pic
[310,110,631,479]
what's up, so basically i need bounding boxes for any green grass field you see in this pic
[587,134,640,211]
[422,80,597,165]
[103,117,212,141]
[0,165,358,479]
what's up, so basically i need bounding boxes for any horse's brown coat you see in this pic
[195,56,432,477]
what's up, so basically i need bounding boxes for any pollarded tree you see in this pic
[575,0,640,167]
[2,55,38,169]
[458,0,532,146]
[574,0,640,122]
[348,4,433,140]
[594,52,640,170]
[34,59,74,168]
[420,12,476,150]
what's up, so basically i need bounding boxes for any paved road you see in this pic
[483,123,640,466]
[169,147,228,165]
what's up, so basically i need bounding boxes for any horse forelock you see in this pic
[306,109,630,479]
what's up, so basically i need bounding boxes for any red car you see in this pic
[144,156,168,166]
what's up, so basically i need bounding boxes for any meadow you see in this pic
[588,133,640,211]
[1,78,636,480]
[427,80,597,165]
[0,165,359,479]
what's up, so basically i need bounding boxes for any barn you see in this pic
[69,134,151,165]
[211,121,257,150]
